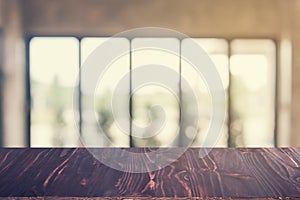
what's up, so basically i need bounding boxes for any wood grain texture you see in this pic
[0,198,297,200]
[0,148,299,198]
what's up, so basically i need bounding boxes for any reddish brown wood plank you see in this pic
[0,198,297,200]
[0,148,299,198]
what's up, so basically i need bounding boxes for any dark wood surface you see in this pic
[0,148,299,198]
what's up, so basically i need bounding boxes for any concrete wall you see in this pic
[0,0,299,146]
[291,0,300,146]
[1,0,26,147]
[22,0,282,37]
[0,0,3,27]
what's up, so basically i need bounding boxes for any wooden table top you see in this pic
[0,148,299,199]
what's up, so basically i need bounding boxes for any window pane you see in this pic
[131,38,180,147]
[181,38,229,147]
[230,39,276,147]
[81,37,130,147]
[30,37,79,147]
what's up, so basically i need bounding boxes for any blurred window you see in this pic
[29,37,276,147]
[131,38,180,147]
[230,39,276,147]
[30,37,79,147]
[181,39,229,147]
[80,37,130,147]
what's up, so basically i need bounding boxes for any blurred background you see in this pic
[0,0,299,147]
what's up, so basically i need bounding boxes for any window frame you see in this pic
[0,29,3,147]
